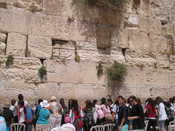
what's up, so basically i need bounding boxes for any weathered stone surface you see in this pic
[0,32,6,42]
[7,33,27,56]
[0,41,6,55]
[28,35,52,58]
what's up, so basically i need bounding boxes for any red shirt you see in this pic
[145,104,157,118]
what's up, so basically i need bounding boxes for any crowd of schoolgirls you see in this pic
[0,94,175,131]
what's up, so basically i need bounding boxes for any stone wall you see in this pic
[0,0,175,103]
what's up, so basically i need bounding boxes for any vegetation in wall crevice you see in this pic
[6,55,14,68]
[38,66,47,82]
[96,62,103,78]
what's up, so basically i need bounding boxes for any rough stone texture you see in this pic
[7,33,27,56]
[0,0,175,103]
[28,35,52,58]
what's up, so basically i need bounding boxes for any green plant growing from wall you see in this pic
[96,62,103,78]
[75,51,80,63]
[74,43,80,63]
[6,55,14,68]
[38,66,47,82]
[107,61,127,82]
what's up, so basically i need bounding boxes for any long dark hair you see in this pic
[72,99,79,112]
[101,97,107,105]
[60,98,66,109]
[85,100,92,110]
[92,99,97,107]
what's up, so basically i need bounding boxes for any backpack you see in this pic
[165,106,174,121]
[84,109,94,128]
[64,114,71,123]
[26,107,33,123]
[96,107,105,119]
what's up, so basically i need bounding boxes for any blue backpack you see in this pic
[26,107,33,123]
[0,116,8,131]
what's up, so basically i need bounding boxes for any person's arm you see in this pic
[128,116,139,120]
[119,117,126,128]
[119,107,127,128]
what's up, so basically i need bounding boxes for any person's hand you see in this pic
[118,125,122,130]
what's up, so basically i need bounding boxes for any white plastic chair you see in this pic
[144,120,149,131]
[10,123,26,131]
[168,120,175,131]
[104,123,115,131]
[90,125,104,131]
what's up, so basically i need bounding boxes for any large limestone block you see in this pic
[75,84,107,99]
[28,35,52,58]
[35,83,76,99]
[47,60,81,83]
[0,32,7,42]
[7,33,27,56]
[0,9,12,32]
[118,29,129,49]
[128,29,150,57]
[47,61,101,84]
[43,0,64,16]
[0,80,37,103]
[0,9,30,34]
[149,34,167,55]
[149,19,161,35]
[30,14,57,36]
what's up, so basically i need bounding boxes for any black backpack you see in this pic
[165,105,174,121]
[84,108,94,130]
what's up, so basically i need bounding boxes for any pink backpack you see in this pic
[64,114,71,123]
[96,108,105,119]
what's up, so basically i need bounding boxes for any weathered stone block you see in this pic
[0,41,6,55]
[43,0,64,15]
[28,35,52,58]
[0,32,7,42]
[7,33,27,56]
[0,9,30,34]
[126,14,139,27]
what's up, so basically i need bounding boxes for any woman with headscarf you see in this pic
[49,96,62,129]
[36,100,51,131]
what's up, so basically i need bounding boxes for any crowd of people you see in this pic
[0,94,175,131]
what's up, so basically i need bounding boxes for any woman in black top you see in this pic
[128,96,145,130]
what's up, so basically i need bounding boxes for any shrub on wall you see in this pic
[107,61,127,82]
[6,55,14,68]
[75,51,80,63]
[96,62,103,78]
[38,66,47,82]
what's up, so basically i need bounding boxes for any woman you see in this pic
[36,100,51,131]
[100,97,112,123]
[17,101,26,124]
[144,98,157,131]
[117,96,128,131]
[128,96,145,131]
[60,98,68,125]
[156,97,168,131]
[49,96,62,129]
[83,100,94,131]
[70,99,84,131]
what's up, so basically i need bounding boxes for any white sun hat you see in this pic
[40,100,50,108]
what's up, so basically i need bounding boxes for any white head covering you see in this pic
[40,100,50,108]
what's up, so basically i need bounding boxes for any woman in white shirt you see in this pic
[156,97,168,131]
